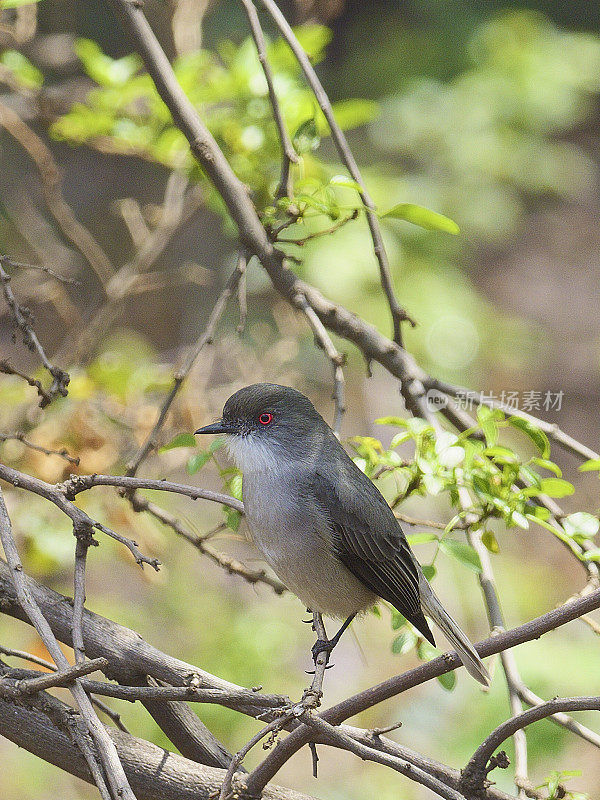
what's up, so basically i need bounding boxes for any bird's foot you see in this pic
[311,638,337,664]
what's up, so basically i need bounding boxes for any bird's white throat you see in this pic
[225,433,282,474]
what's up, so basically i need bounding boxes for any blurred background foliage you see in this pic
[0,1,599,799]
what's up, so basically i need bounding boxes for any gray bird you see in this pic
[195,383,489,685]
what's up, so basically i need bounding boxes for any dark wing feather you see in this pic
[310,462,434,645]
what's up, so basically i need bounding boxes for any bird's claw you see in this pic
[311,638,336,663]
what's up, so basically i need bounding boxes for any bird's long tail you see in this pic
[418,576,490,686]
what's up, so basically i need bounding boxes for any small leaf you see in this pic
[484,446,519,463]
[477,405,501,446]
[563,512,599,539]
[416,639,438,661]
[228,473,243,501]
[531,457,562,477]
[187,451,212,474]
[159,432,197,452]
[329,174,363,192]
[293,117,320,154]
[392,631,416,654]
[391,610,407,630]
[439,539,482,572]
[481,530,500,553]
[538,478,575,498]
[421,564,436,581]
[370,605,381,618]
[437,670,457,691]
[381,203,460,235]
[406,532,439,545]
[579,458,600,472]
[223,507,242,532]
[508,417,551,458]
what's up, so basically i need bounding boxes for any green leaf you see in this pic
[439,539,482,572]
[563,512,599,539]
[421,564,436,581]
[416,640,438,661]
[392,631,416,654]
[390,610,407,630]
[484,446,519,463]
[227,473,243,501]
[75,39,141,87]
[406,532,439,545]
[437,670,457,691]
[508,417,551,458]
[0,0,43,7]
[477,405,501,446]
[531,457,562,477]
[579,458,600,472]
[329,175,363,192]
[224,507,242,532]
[0,50,43,88]
[209,437,225,454]
[159,432,197,452]
[186,451,212,474]
[538,478,575,498]
[380,203,460,235]
[481,530,500,553]
[293,117,320,154]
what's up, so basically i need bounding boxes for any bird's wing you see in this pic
[310,465,434,644]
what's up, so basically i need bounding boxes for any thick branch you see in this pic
[0,684,314,800]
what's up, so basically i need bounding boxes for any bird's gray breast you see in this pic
[242,468,376,617]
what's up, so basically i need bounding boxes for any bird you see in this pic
[195,383,490,685]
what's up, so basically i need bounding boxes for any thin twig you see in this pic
[0,262,70,406]
[239,0,298,200]
[0,103,115,286]
[0,658,108,696]
[277,211,359,245]
[0,463,160,570]
[0,432,79,464]
[126,253,247,476]
[294,293,345,435]
[218,713,294,800]
[256,0,414,344]
[59,473,244,512]
[0,254,80,285]
[300,713,464,800]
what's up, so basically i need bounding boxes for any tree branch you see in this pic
[460,697,600,796]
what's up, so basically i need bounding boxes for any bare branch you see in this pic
[239,0,298,200]
[294,293,345,434]
[126,253,247,477]
[0,103,115,286]
[460,697,600,796]
[0,254,80,285]
[0,657,108,696]
[0,488,137,800]
[0,261,70,406]
[0,431,79,465]
[242,587,600,795]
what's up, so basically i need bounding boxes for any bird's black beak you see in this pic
[194,420,235,435]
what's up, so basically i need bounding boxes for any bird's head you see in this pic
[195,383,325,471]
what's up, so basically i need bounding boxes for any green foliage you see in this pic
[347,410,599,665]
[52,29,376,217]
[0,50,43,89]
[538,770,587,800]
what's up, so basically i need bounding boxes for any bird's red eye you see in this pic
[259,412,273,425]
